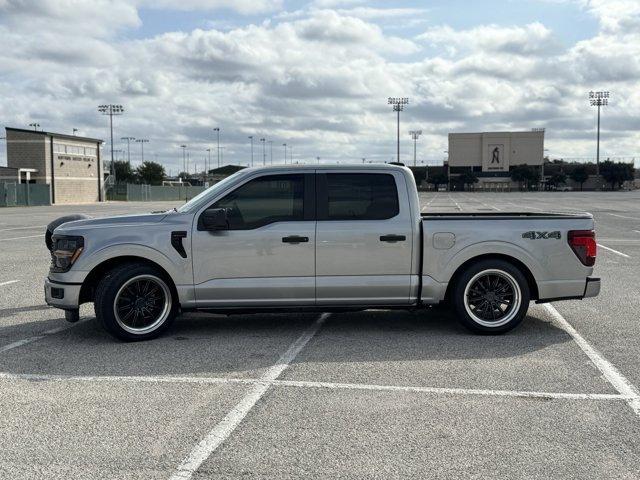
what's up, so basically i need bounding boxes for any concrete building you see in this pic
[4,127,104,203]
[448,131,544,190]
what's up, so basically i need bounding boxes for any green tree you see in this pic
[600,160,634,190]
[569,166,589,191]
[427,172,449,191]
[136,161,166,186]
[457,171,479,191]
[113,160,137,184]
[548,173,567,189]
[510,165,538,190]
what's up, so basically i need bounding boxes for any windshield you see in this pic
[177,171,245,213]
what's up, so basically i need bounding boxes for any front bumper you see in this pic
[44,278,82,310]
[583,276,601,298]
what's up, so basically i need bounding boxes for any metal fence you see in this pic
[106,183,207,202]
[0,182,51,207]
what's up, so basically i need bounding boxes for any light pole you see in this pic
[213,127,220,169]
[98,104,124,180]
[29,122,40,131]
[206,148,212,175]
[73,128,78,136]
[316,156,320,164]
[589,90,609,176]
[282,143,287,164]
[180,145,187,174]
[260,138,266,165]
[268,141,273,164]
[409,130,422,167]
[135,138,148,164]
[121,136,135,164]
[289,145,293,164]
[248,136,254,166]
[388,97,409,163]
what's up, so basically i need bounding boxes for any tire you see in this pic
[94,263,178,341]
[451,259,530,334]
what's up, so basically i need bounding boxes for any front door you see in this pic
[192,172,316,307]
[315,171,414,305]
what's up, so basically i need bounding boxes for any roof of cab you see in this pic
[240,163,407,172]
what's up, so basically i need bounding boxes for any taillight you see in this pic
[568,230,596,266]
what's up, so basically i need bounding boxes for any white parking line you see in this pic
[0,234,45,242]
[170,312,330,480]
[545,304,640,416]
[597,243,631,258]
[0,280,19,287]
[0,319,87,354]
[609,213,640,220]
[0,225,45,232]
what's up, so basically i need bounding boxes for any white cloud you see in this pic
[0,0,639,170]
[137,0,283,14]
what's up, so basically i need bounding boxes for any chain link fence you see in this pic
[0,182,51,207]
[106,184,207,202]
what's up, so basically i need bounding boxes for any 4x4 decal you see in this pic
[522,231,561,240]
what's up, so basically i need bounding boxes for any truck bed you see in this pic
[421,212,592,220]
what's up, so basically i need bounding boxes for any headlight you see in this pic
[50,236,84,272]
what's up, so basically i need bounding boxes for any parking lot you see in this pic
[1,191,639,479]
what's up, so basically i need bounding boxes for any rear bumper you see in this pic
[583,276,601,298]
[44,278,81,310]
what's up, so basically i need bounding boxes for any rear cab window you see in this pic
[319,173,399,220]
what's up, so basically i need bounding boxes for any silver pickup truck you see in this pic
[44,164,600,341]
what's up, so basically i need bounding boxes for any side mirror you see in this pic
[200,208,229,231]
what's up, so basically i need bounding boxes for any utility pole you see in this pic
[409,130,422,167]
[282,143,287,164]
[121,137,135,164]
[180,145,187,174]
[388,97,409,163]
[589,91,609,176]
[213,127,220,169]
[135,138,148,164]
[98,104,124,181]
[260,138,266,165]
[248,136,254,166]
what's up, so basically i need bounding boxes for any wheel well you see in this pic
[445,254,539,302]
[79,256,179,305]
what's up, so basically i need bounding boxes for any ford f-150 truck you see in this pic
[44,164,600,341]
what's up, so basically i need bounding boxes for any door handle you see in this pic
[380,234,406,242]
[282,235,309,243]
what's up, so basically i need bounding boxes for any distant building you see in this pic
[448,131,544,190]
[4,127,104,203]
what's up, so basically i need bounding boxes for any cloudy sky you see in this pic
[1,0,639,172]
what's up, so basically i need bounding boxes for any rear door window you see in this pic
[323,173,399,220]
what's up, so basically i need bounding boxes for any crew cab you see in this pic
[44,164,600,341]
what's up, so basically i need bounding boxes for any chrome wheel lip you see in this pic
[113,274,172,335]
[463,269,521,328]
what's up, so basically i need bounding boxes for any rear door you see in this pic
[315,170,414,305]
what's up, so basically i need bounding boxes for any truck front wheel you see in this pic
[94,263,178,341]
[452,259,530,334]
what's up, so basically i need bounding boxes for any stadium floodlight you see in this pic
[213,127,220,169]
[409,130,422,167]
[121,137,135,164]
[388,97,409,163]
[180,145,187,173]
[98,104,124,180]
[260,138,266,165]
[282,143,287,164]
[589,91,609,176]
[248,136,254,166]
[135,138,149,164]
[29,122,40,131]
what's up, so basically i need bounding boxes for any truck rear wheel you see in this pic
[452,259,530,334]
[94,263,178,341]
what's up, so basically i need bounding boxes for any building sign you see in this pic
[483,143,508,172]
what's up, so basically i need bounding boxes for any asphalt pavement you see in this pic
[0,193,639,479]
